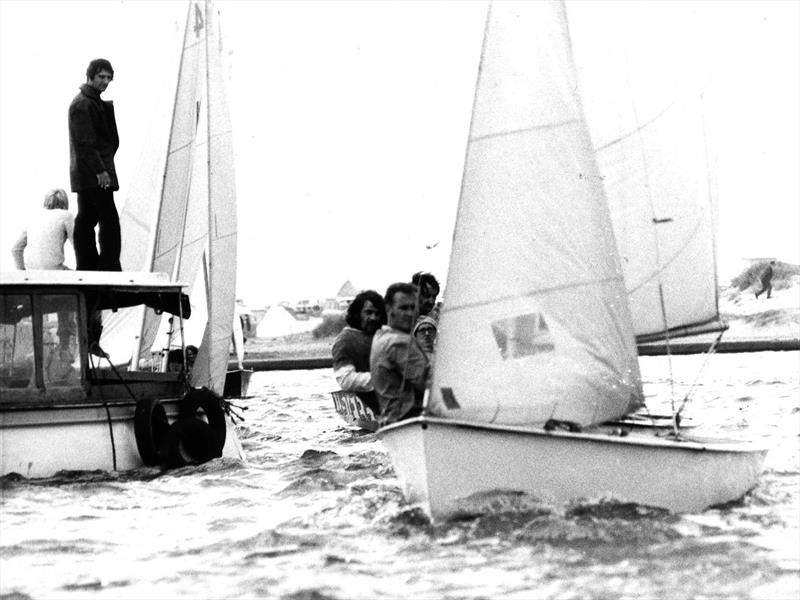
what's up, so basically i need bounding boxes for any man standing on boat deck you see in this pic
[370,282,430,425]
[68,58,121,272]
[331,290,386,415]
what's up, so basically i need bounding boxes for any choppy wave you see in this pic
[1,354,799,599]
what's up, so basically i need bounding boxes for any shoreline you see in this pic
[233,336,799,372]
[241,282,798,371]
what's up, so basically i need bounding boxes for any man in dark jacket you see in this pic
[69,58,121,272]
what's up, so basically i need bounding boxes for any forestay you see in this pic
[427,1,643,428]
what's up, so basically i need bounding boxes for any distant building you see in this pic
[293,299,322,317]
[333,280,358,310]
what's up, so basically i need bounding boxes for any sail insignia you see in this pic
[491,312,555,359]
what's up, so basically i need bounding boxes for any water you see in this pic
[2,351,798,599]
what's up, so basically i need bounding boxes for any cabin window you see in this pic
[40,294,80,387]
[0,294,34,389]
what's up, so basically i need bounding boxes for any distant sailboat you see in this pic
[110,0,248,397]
[377,1,766,519]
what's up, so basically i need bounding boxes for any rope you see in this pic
[674,330,724,421]
[88,347,117,471]
[89,342,155,470]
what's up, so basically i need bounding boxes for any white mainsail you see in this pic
[427,1,643,428]
[566,2,724,343]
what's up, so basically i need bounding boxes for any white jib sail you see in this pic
[427,1,643,428]
[133,0,207,366]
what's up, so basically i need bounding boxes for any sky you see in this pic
[0,0,798,307]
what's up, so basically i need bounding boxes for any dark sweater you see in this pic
[68,84,119,192]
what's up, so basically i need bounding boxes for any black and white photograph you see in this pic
[0,1,798,598]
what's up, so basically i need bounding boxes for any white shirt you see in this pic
[11,209,75,270]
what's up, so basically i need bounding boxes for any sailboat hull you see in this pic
[0,398,243,478]
[378,416,767,520]
[223,368,253,399]
[331,391,379,432]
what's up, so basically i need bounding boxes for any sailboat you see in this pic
[0,0,244,477]
[110,0,246,396]
[377,1,767,519]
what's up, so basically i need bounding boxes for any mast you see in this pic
[201,0,215,387]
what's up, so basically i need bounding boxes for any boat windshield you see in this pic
[1,293,81,390]
[0,294,34,389]
[40,294,81,387]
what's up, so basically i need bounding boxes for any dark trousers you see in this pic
[74,188,122,271]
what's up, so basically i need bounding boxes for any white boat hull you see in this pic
[0,400,243,478]
[377,416,767,519]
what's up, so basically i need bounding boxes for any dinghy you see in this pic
[377,1,767,519]
[0,0,245,477]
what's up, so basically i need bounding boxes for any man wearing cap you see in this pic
[412,315,437,357]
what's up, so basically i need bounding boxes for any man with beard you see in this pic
[411,271,440,318]
[370,282,430,425]
[331,290,386,414]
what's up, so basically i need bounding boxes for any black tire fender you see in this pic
[170,387,227,465]
[134,398,177,466]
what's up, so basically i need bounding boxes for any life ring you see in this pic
[169,387,227,466]
[134,398,177,466]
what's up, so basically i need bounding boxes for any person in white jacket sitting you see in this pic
[11,188,78,379]
[11,188,75,271]
[331,290,386,414]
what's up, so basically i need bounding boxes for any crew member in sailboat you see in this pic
[412,315,437,357]
[370,282,430,424]
[411,271,440,319]
[68,58,121,272]
[331,290,386,414]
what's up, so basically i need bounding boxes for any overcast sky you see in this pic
[1,0,797,306]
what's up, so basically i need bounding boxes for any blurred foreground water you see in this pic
[1,351,798,599]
